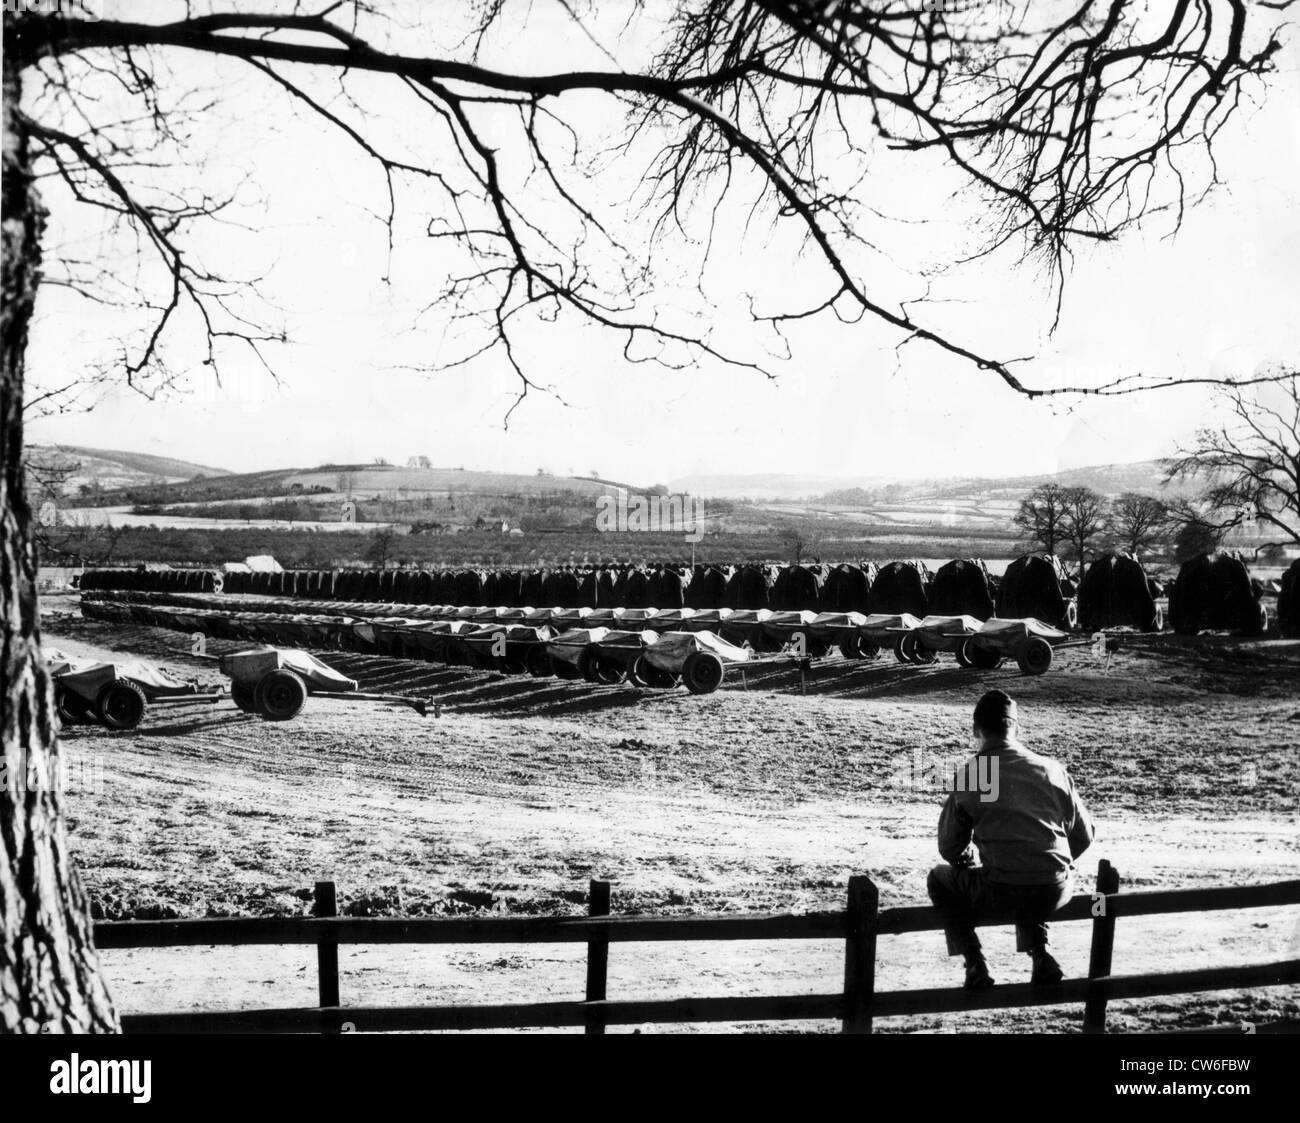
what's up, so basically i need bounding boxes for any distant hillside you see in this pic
[674,460,1209,539]
[27,445,230,493]
[672,461,1183,502]
[669,473,895,500]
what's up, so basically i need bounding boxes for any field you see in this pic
[41,595,1300,1033]
[35,523,1028,571]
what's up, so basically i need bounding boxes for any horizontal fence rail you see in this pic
[95,869,1300,1035]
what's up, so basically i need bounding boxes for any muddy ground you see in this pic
[41,598,1300,1033]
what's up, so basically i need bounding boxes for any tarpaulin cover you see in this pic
[48,649,198,700]
[594,630,658,652]
[718,608,773,646]
[809,611,868,638]
[1280,558,1300,638]
[550,607,593,630]
[243,555,283,573]
[915,614,985,653]
[645,608,697,629]
[997,554,1070,628]
[973,617,1068,654]
[220,647,357,692]
[585,608,626,628]
[545,626,611,665]
[643,630,752,673]
[684,608,733,628]
[1169,552,1263,636]
[764,610,817,627]
[462,624,552,650]
[1078,552,1158,632]
[860,613,922,640]
[618,608,661,629]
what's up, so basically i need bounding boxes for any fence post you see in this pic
[1083,859,1121,1034]
[842,875,879,1034]
[585,879,611,1035]
[315,880,341,1034]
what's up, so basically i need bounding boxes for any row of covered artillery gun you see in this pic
[80,550,1298,636]
[76,551,1294,711]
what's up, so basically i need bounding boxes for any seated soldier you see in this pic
[927,689,1095,990]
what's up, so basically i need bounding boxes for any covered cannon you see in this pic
[997,554,1076,630]
[929,560,996,621]
[1078,552,1161,632]
[870,561,931,617]
[859,612,923,664]
[640,630,752,694]
[1279,558,1300,638]
[49,649,219,731]
[912,614,986,666]
[969,617,1071,676]
[219,647,426,720]
[1168,552,1265,636]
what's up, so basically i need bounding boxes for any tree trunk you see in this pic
[1,57,119,1033]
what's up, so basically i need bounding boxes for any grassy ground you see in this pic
[44,602,1300,1033]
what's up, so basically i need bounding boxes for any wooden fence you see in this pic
[94,863,1300,1034]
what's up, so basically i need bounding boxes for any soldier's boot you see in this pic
[1029,948,1064,986]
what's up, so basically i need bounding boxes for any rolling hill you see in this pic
[670,461,1187,502]
[27,445,230,493]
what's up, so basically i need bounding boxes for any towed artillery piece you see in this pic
[49,649,222,731]
[219,648,429,720]
[862,613,1086,675]
[914,615,989,667]
[964,617,1077,676]
[541,627,753,694]
[459,624,554,675]
[633,630,754,694]
[856,613,925,663]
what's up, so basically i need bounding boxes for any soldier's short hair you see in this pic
[973,689,1018,736]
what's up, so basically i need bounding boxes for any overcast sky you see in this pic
[24,1,1300,486]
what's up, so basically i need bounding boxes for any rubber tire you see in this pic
[526,646,554,678]
[1017,637,1054,676]
[838,635,863,660]
[56,686,94,725]
[892,635,911,664]
[954,641,973,669]
[577,646,602,684]
[682,651,725,695]
[629,654,677,689]
[1065,600,1079,629]
[96,680,147,730]
[255,668,308,721]
[859,642,880,662]
[551,656,581,680]
[964,640,1004,671]
[579,647,626,685]
[901,632,935,665]
[231,680,258,713]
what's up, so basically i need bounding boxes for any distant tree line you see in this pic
[1015,373,1300,573]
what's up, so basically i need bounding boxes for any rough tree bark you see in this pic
[1,58,119,1034]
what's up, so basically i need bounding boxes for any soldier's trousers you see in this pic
[927,864,1072,956]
